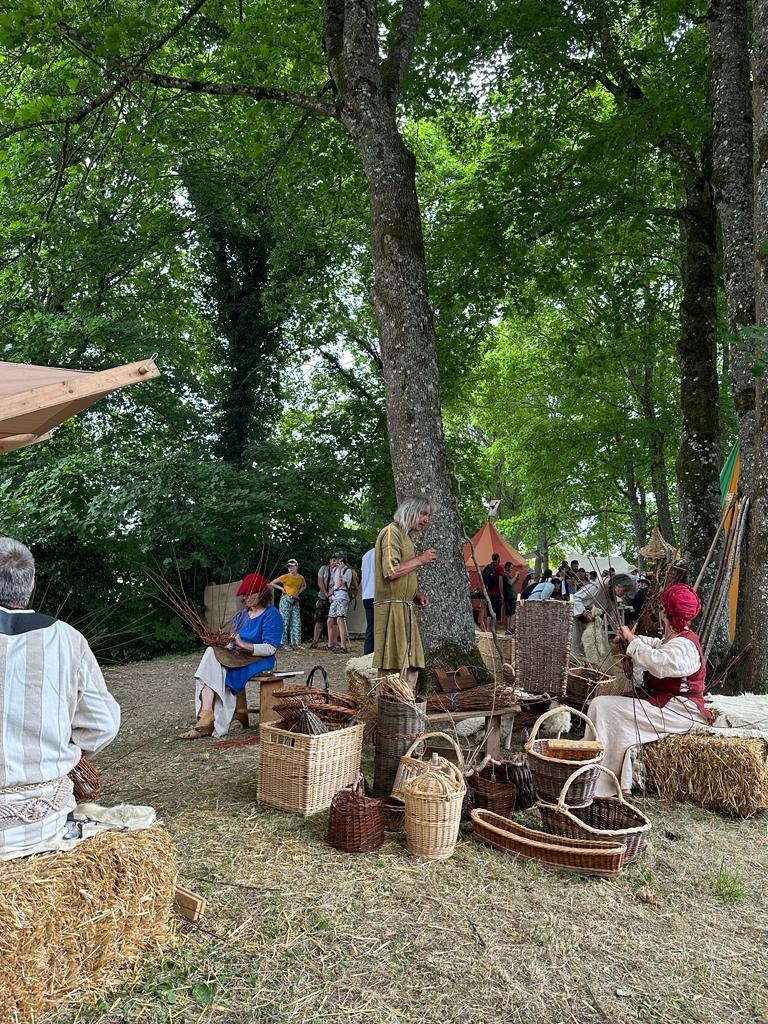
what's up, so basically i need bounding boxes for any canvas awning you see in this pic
[0,358,161,453]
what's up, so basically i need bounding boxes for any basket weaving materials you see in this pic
[537,765,651,864]
[426,684,518,713]
[68,755,100,801]
[476,631,515,683]
[345,654,378,725]
[643,733,768,817]
[525,707,603,806]
[392,731,464,802]
[404,755,466,861]
[290,708,329,735]
[327,776,384,853]
[0,827,176,1023]
[258,721,365,816]
[515,599,573,696]
[469,761,518,817]
[373,696,427,798]
[275,700,358,729]
[471,808,627,877]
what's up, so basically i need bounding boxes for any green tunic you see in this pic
[373,522,425,671]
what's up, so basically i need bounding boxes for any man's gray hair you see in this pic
[393,496,431,534]
[0,538,35,608]
[610,573,637,598]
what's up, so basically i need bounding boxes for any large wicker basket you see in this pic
[327,776,384,853]
[373,696,427,798]
[525,707,603,806]
[476,631,515,683]
[515,599,573,695]
[471,808,627,877]
[537,765,651,864]
[257,721,364,816]
[404,755,466,861]
[391,731,463,802]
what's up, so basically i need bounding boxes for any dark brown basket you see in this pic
[537,765,651,864]
[525,707,603,807]
[328,776,385,853]
[469,761,518,817]
[372,696,427,798]
[68,756,100,801]
[566,667,614,704]
[506,752,536,810]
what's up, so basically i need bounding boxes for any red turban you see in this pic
[661,583,701,631]
[237,572,269,596]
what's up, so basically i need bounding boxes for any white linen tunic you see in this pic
[0,608,120,859]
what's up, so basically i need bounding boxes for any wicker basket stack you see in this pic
[373,696,427,798]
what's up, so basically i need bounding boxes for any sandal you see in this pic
[177,710,215,740]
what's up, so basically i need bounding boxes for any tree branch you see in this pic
[380,0,425,110]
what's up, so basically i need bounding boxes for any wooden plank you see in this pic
[174,885,206,922]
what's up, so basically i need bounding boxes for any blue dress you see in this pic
[225,606,284,694]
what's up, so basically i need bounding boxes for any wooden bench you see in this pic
[424,704,520,759]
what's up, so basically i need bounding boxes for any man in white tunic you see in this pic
[0,538,120,859]
[572,572,636,656]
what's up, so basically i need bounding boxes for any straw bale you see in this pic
[0,826,176,1024]
[643,734,768,817]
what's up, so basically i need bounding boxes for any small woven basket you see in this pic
[537,764,651,864]
[506,752,536,811]
[382,799,406,832]
[404,755,466,861]
[566,667,617,705]
[469,760,518,818]
[391,731,463,802]
[373,696,427,798]
[327,776,385,853]
[68,756,100,801]
[525,707,603,807]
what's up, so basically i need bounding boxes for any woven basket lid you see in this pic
[406,756,462,797]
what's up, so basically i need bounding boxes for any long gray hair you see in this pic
[393,496,431,534]
[0,538,35,607]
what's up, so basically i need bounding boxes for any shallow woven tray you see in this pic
[537,765,651,864]
[471,808,627,877]
[515,599,573,695]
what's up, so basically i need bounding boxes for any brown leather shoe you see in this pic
[177,709,215,740]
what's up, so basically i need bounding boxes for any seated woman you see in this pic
[179,573,283,739]
[587,583,713,796]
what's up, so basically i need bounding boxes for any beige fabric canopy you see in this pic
[0,358,161,453]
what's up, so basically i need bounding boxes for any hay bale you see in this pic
[0,826,176,1023]
[644,734,768,817]
[346,653,378,728]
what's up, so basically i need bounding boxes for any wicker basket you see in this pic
[566,667,620,705]
[391,731,464,802]
[505,752,536,810]
[404,755,466,861]
[327,775,385,853]
[382,799,406,832]
[515,599,573,696]
[471,808,627,877]
[525,707,603,806]
[469,760,518,817]
[257,721,364,816]
[69,756,100,801]
[373,696,427,798]
[476,631,515,683]
[537,765,651,864]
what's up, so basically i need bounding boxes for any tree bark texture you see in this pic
[328,0,476,655]
[749,0,768,692]
[675,172,723,577]
[710,0,757,491]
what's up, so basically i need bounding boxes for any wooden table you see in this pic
[424,705,520,760]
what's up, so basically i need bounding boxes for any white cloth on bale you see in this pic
[0,608,120,860]
[587,634,706,797]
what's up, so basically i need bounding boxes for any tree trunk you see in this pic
[748,0,768,692]
[675,170,723,577]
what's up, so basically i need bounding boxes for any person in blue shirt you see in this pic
[527,570,559,601]
[179,572,283,739]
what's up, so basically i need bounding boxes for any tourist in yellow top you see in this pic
[270,559,307,650]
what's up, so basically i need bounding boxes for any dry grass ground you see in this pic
[50,646,768,1024]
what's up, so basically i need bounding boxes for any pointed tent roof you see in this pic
[0,358,161,453]
[464,521,528,573]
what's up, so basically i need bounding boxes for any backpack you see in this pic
[481,564,496,590]
[348,568,360,599]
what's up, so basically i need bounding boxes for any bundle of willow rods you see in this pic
[376,672,418,705]
[698,497,749,660]
[426,684,517,713]
[143,565,215,642]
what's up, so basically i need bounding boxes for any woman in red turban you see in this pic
[587,582,712,796]
[178,572,284,739]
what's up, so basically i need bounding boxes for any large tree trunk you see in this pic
[749,0,768,692]
[675,171,723,577]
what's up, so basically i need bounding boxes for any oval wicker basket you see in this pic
[404,756,466,861]
[525,707,604,807]
[391,731,464,802]
[328,775,384,853]
[537,765,651,863]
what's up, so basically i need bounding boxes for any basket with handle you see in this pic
[327,775,385,853]
[68,756,100,801]
[525,707,603,806]
[391,731,464,803]
[274,665,359,728]
[404,754,466,861]
[468,759,518,818]
[537,765,651,864]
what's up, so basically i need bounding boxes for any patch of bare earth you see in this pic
[50,647,768,1024]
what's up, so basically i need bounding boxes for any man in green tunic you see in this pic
[373,497,436,690]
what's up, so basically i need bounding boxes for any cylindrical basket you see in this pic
[391,731,464,802]
[68,756,100,801]
[373,696,427,798]
[537,765,651,864]
[382,799,406,832]
[469,760,518,818]
[525,707,604,807]
[328,775,385,853]
[404,756,466,861]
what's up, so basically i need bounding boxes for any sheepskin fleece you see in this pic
[707,693,768,732]
[345,652,377,680]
